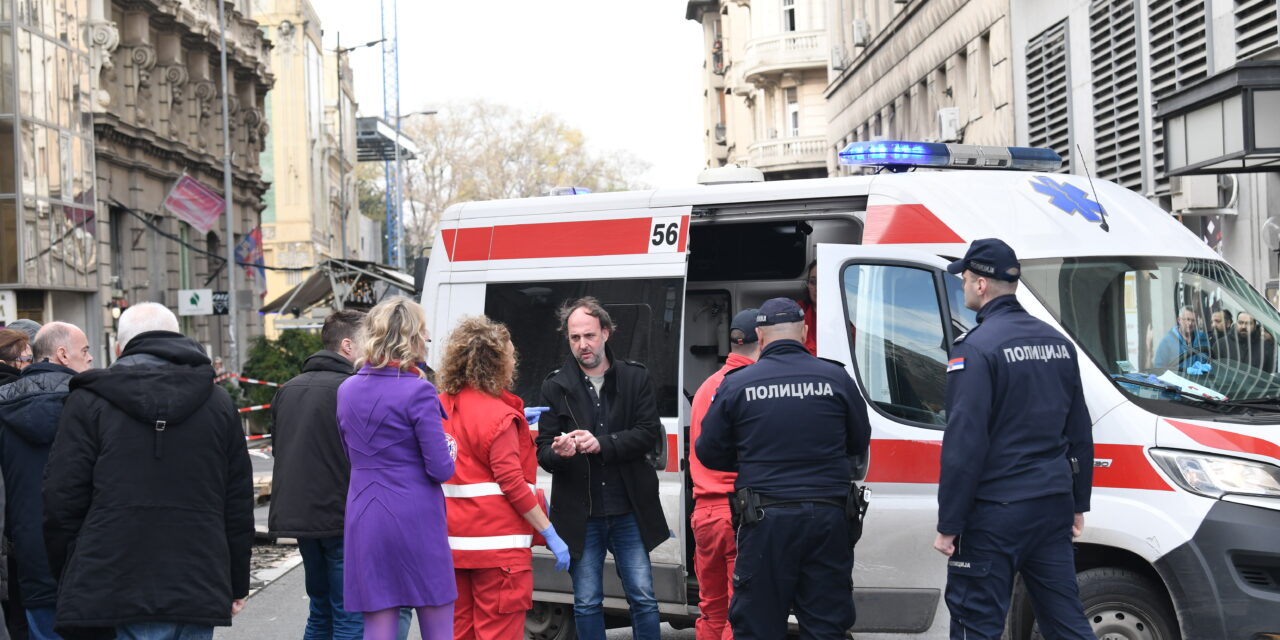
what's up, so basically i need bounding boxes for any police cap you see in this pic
[756,298,804,326]
[730,308,761,344]
[947,238,1021,282]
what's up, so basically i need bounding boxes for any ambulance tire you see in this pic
[1017,567,1178,640]
[526,601,577,640]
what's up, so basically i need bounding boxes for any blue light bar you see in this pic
[838,141,951,167]
[838,140,1062,172]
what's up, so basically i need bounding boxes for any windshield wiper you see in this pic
[1111,375,1262,411]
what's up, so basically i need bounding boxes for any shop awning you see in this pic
[260,258,416,315]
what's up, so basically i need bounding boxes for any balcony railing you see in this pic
[740,30,826,83]
[748,135,827,170]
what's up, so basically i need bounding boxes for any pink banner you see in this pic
[163,176,225,233]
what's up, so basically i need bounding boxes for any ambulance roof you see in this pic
[438,171,1218,264]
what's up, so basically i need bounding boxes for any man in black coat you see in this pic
[535,297,666,640]
[0,322,94,640]
[268,310,364,640]
[42,303,253,640]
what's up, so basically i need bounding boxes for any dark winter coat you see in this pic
[535,348,667,559]
[0,362,75,608]
[42,331,253,639]
[268,350,355,538]
[0,360,17,600]
[0,362,19,387]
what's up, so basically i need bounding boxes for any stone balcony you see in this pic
[740,29,826,86]
[747,135,827,172]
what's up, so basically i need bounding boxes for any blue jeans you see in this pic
[568,513,660,640]
[114,622,212,640]
[297,536,364,640]
[25,606,62,640]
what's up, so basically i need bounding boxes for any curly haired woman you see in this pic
[437,316,570,640]
[336,298,455,640]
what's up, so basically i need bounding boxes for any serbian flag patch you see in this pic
[947,357,966,372]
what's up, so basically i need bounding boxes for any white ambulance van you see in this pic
[422,141,1280,640]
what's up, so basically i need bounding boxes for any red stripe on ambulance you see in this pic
[1167,419,1280,461]
[863,204,965,245]
[441,216,689,262]
[863,439,1171,490]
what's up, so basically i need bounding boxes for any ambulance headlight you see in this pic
[1150,449,1280,499]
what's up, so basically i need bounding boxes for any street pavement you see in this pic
[217,557,695,639]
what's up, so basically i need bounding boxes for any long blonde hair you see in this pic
[437,316,516,396]
[357,297,430,379]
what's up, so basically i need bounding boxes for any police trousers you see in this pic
[945,494,1093,640]
[729,501,854,640]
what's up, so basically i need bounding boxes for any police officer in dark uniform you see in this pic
[696,297,871,640]
[936,239,1095,640]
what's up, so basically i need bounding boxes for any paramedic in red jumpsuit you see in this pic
[438,316,571,639]
[689,309,762,640]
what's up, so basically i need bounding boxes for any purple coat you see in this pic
[336,365,456,611]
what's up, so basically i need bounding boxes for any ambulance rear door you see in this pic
[815,243,975,638]
[428,201,695,622]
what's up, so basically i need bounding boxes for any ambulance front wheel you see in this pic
[526,601,577,640]
[1019,567,1179,640]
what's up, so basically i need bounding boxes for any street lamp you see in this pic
[1157,61,1280,176]
[334,35,386,261]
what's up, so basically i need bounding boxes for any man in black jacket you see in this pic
[535,297,665,640]
[43,303,253,640]
[269,310,364,640]
[0,322,94,640]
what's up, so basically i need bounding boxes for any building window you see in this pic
[783,0,797,32]
[785,87,800,137]
[1026,19,1072,172]
[1090,0,1145,192]
[1235,0,1279,60]
[1148,0,1208,195]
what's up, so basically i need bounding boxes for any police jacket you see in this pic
[696,339,870,500]
[0,361,75,608]
[268,350,355,538]
[534,349,666,559]
[938,295,1093,536]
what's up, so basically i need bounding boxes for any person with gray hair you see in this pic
[0,321,94,640]
[43,303,253,640]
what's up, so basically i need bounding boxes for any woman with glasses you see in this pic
[0,328,33,385]
[336,298,456,640]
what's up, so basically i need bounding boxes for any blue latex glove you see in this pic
[540,524,571,571]
[525,406,550,425]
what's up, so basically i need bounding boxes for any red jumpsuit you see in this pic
[441,387,543,640]
[689,352,755,640]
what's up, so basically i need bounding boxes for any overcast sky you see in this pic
[305,0,707,189]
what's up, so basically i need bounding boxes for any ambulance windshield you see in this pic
[1021,256,1280,414]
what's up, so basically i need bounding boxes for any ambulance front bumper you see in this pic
[1153,498,1280,639]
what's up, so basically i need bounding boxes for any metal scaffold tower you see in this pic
[381,0,403,269]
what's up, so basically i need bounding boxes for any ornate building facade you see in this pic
[687,0,830,180]
[91,0,273,364]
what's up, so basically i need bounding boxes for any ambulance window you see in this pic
[842,263,950,427]
[483,278,683,417]
[689,222,808,281]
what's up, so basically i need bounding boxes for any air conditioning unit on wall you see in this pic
[851,19,871,47]
[1172,175,1238,214]
[937,107,961,142]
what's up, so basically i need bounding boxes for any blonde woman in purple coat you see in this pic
[336,297,456,640]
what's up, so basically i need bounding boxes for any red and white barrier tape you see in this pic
[237,376,281,388]
[245,433,272,440]
[238,404,271,414]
